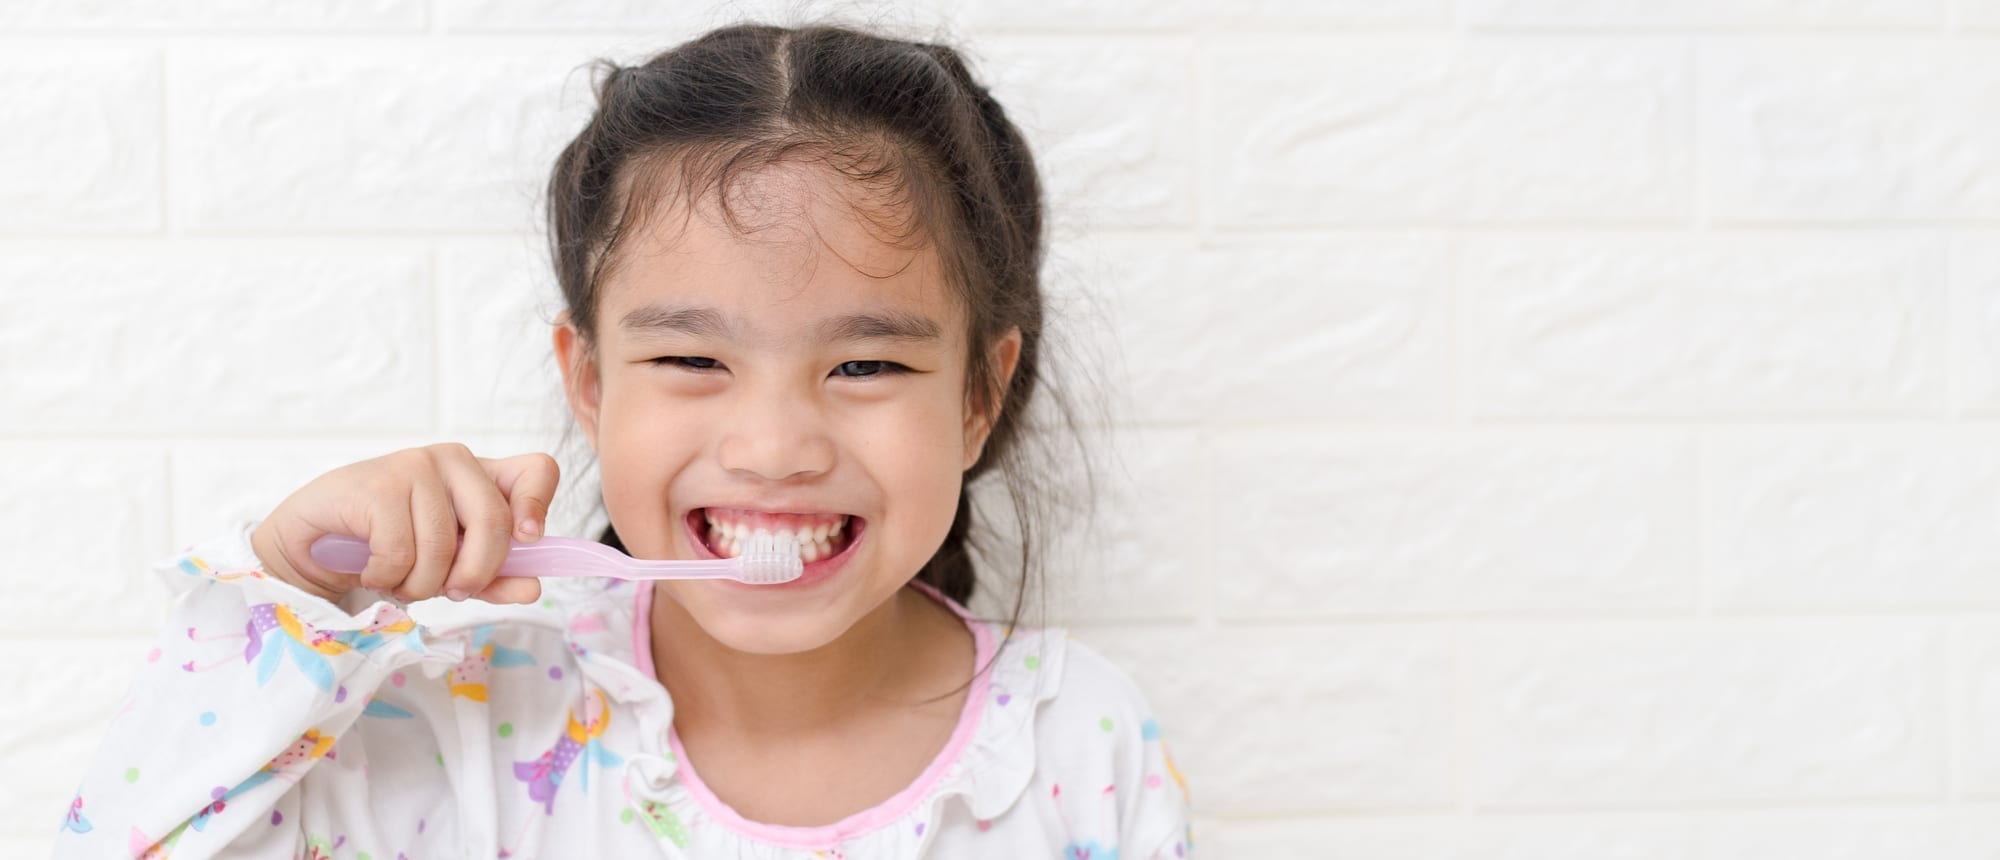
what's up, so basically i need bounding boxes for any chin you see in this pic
[711,620,845,656]
[666,591,859,656]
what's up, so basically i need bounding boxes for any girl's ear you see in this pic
[553,312,603,448]
[963,326,1024,471]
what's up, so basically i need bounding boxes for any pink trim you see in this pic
[630,578,994,849]
[633,580,657,677]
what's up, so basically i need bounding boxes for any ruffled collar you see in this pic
[541,574,1067,855]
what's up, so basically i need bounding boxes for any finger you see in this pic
[481,452,561,542]
[394,469,459,602]
[436,449,515,601]
[355,488,419,598]
[262,518,354,603]
[472,575,542,605]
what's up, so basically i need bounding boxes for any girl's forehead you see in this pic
[601,164,961,338]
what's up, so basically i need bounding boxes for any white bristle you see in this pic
[734,532,805,584]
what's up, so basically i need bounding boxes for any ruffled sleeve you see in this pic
[55,519,471,858]
[1117,704,1193,859]
[941,623,1068,823]
[1028,636,1193,860]
[1073,637,1192,859]
[911,622,1193,857]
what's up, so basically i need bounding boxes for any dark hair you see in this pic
[541,21,1099,629]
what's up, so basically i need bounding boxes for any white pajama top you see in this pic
[55,519,1193,860]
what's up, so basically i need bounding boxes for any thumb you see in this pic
[479,452,560,541]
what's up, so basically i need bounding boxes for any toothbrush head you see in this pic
[734,532,806,584]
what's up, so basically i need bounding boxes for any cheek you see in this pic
[870,453,964,575]
[591,384,700,550]
[858,396,970,555]
[596,376,692,454]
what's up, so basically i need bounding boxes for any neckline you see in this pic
[629,579,996,850]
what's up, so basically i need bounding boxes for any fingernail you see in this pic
[445,587,469,602]
[518,518,540,539]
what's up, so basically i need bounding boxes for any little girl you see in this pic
[59,20,1190,860]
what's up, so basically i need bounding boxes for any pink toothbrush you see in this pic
[307,533,803,585]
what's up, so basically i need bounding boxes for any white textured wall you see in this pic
[7,0,2000,856]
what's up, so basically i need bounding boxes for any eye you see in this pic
[832,360,910,378]
[649,356,723,371]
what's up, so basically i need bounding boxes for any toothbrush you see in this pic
[306,533,804,585]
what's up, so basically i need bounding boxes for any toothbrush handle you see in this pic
[308,533,550,577]
[307,533,740,580]
[306,534,380,575]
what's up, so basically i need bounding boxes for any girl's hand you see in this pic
[248,444,559,606]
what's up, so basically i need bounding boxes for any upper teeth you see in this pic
[702,513,846,562]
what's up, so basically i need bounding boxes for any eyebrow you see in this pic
[618,303,943,344]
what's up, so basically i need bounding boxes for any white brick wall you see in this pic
[5,0,1999,855]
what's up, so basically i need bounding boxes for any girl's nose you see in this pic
[715,388,835,482]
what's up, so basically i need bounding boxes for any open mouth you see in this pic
[687,508,861,564]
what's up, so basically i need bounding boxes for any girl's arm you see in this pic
[54,519,471,858]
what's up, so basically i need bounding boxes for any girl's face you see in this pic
[553,161,1019,655]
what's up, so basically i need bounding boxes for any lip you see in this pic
[681,508,865,591]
